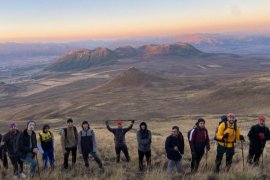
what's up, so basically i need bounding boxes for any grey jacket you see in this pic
[78,129,97,153]
[137,130,152,152]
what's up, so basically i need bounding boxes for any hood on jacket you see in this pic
[140,122,148,131]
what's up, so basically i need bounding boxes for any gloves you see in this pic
[222,133,229,140]
[131,120,135,124]
[258,133,265,140]
[105,120,109,125]
[206,146,210,151]
[240,135,245,142]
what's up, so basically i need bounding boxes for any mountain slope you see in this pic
[45,43,203,72]
[45,48,117,71]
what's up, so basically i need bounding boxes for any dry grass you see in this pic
[1,116,270,179]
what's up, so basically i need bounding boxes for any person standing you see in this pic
[1,122,26,179]
[214,113,245,172]
[247,115,270,165]
[61,118,78,169]
[0,134,8,169]
[106,120,134,163]
[165,126,185,175]
[137,122,152,171]
[189,118,210,172]
[78,121,104,170]
[37,124,55,170]
[18,120,38,177]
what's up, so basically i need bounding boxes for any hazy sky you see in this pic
[0,0,270,42]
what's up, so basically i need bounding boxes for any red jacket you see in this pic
[189,127,210,154]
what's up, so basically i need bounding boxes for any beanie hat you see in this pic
[116,120,123,125]
[258,115,266,121]
[9,121,17,129]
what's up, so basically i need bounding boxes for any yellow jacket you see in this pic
[216,122,240,148]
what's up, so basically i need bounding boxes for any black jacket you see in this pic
[18,129,37,159]
[2,130,21,156]
[248,124,270,147]
[165,133,184,161]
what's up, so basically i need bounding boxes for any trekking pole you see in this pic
[205,148,208,169]
[241,140,245,170]
[35,154,41,179]
[261,147,264,170]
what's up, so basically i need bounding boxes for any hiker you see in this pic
[1,122,26,179]
[247,115,270,165]
[214,113,245,172]
[137,122,152,171]
[188,118,210,172]
[165,126,184,175]
[0,134,8,169]
[18,120,38,177]
[106,120,134,163]
[78,121,104,170]
[37,124,55,170]
[61,118,78,169]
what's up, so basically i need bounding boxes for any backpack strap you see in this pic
[74,127,78,143]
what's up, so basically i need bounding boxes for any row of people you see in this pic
[0,114,269,178]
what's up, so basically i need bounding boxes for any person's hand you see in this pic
[131,120,135,124]
[33,148,39,154]
[240,135,245,142]
[206,146,210,151]
[174,146,178,151]
[63,149,67,154]
[105,120,108,125]
[223,133,229,140]
[258,133,265,140]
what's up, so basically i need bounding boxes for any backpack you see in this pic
[214,120,237,142]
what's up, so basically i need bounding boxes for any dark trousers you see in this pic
[191,152,204,172]
[115,144,130,163]
[82,151,103,168]
[247,143,264,165]
[10,155,23,175]
[0,152,8,169]
[42,149,55,170]
[215,144,235,173]
[64,147,77,169]
[138,150,151,170]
